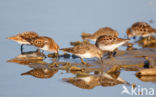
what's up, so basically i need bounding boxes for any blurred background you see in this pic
[0,0,155,97]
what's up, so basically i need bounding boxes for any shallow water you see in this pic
[0,0,156,97]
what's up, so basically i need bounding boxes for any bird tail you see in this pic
[81,32,92,40]
[117,77,130,86]
[21,71,30,76]
[125,39,130,42]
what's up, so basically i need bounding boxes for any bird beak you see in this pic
[7,36,17,40]
[56,51,60,57]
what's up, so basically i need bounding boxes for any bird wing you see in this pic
[20,32,39,39]
[94,27,118,37]
[96,35,118,46]
[60,44,90,54]
[30,38,45,48]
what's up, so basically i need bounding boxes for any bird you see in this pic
[63,75,100,89]
[95,35,129,58]
[22,36,59,54]
[126,22,156,39]
[8,31,39,53]
[21,68,58,79]
[81,27,118,41]
[100,72,129,87]
[60,44,103,64]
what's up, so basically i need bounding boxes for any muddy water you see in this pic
[0,0,156,97]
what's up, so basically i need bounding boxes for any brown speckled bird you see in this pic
[8,31,39,52]
[60,44,103,64]
[63,75,100,89]
[96,35,129,57]
[7,50,46,65]
[23,36,59,53]
[21,68,58,79]
[100,73,129,87]
[81,27,119,41]
[126,22,156,39]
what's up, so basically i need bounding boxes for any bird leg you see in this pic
[39,49,47,58]
[80,58,88,65]
[113,50,117,57]
[55,51,60,58]
[107,50,117,58]
[133,36,136,39]
[21,44,24,54]
[36,49,40,53]
[41,50,44,53]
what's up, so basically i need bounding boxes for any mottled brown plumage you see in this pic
[24,36,59,52]
[100,73,129,87]
[20,32,39,39]
[7,50,45,65]
[63,76,100,89]
[21,68,58,79]
[60,44,103,59]
[60,44,103,64]
[96,35,129,52]
[127,22,156,38]
[8,31,39,53]
[8,31,39,45]
[81,27,118,41]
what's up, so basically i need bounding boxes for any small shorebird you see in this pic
[8,32,39,52]
[60,44,103,64]
[100,72,129,87]
[63,75,100,89]
[23,36,59,53]
[81,27,118,41]
[126,22,156,39]
[21,68,58,79]
[96,35,129,57]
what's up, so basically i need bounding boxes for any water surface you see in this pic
[0,0,156,97]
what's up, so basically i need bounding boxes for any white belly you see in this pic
[91,39,96,42]
[17,41,30,45]
[77,52,93,58]
[78,77,91,83]
[99,41,126,51]
[41,45,49,51]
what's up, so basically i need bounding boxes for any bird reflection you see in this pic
[136,75,156,83]
[7,50,59,79]
[21,66,58,79]
[137,36,156,48]
[63,75,100,89]
[7,50,46,65]
[126,43,137,51]
[63,71,129,89]
[100,72,129,87]
[136,68,156,82]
